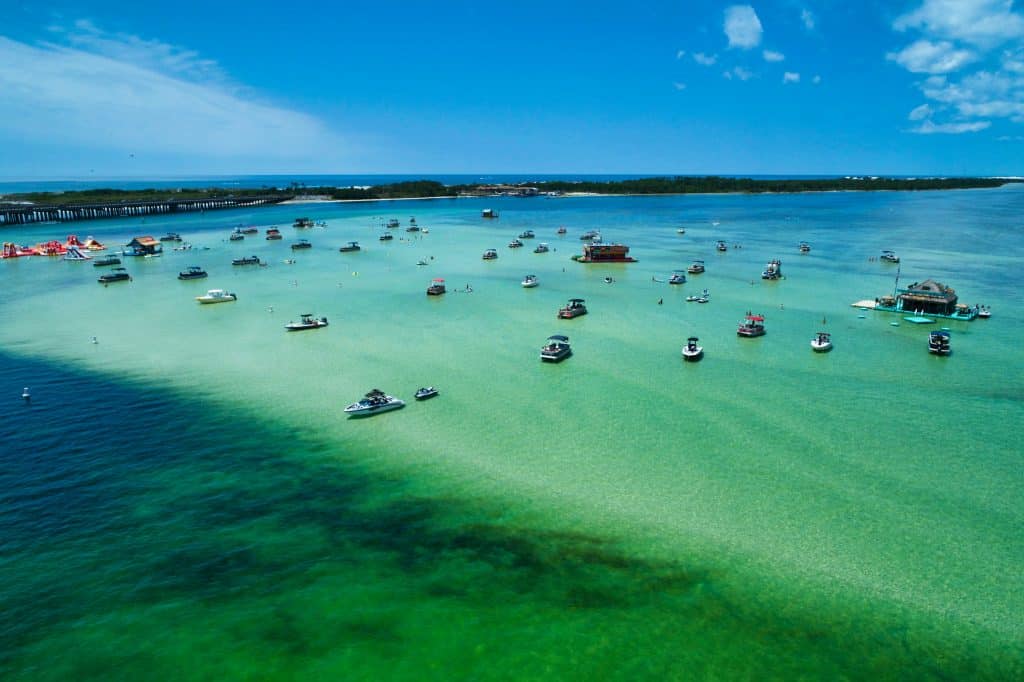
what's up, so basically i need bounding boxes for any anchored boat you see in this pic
[344,389,405,416]
[540,335,572,362]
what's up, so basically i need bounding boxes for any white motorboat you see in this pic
[344,389,406,416]
[533,242,550,253]
[810,331,833,352]
[668,271,686,284]
[928,330,951,355]
[681,336,704,361]
[522,274,539,288]
[880,250,900,263]
[285,313,328,331]
[482,248,498,260]
[415,387,439,400]
[195,289,237,304]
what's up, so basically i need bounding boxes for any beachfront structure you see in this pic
[124,236,163,256]
[571,243,637,263]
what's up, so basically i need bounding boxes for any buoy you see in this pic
[91,336,98,344]
[22,387,30,400]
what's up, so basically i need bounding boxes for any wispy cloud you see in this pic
[723,66,755,81]
[763,50,785,62]
[910,119,991,133]
[890,0,1024,132]
[894,0,1024,48]
[673,82,687,90]
[812,74,822,84]
[782,72,800,84]
[724,5,763,49]
[0,26,342,166]
[886,39,975,74]
[908,103,934,120]
[676,49,686,59]
[693,52,718,66]
[801,9,815,31]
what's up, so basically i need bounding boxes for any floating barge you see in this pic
[571,243,637,263]
[855,277,979,321]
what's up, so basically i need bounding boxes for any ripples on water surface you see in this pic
[1,188,1022,679]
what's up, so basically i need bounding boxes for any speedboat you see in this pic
[339,241,361,252]
[229,232,245,241]
[427,278,446,295]
[716,240,728,252]
[928,330,951,355]
[160,233,182,242]
[978,305,991,318]
[540,335,572,362]
[737,313,766,337]
[416,259,429,266]
[799,241,811,253]
[240,226,258,234]
[811,331,833,352]
[880,250,900,263]
[482,248,498,260]
[557,226,567,234]
[291,239,312,250]
[482,208,498,219]
[97,267,131,283]
[519,229,535,239]
[415,386,439,400]
[681,336,704,361]
[93,255,121,267]
[533,242,549,253]
[762,259,782,280]
[676,228,686,234]
[195,289,237,304]
[557,298,587,319]
[508,238,524,248]
[266,228,283,240]
[579,230,600,241]
[522,274,538,288]
[178,266,208,280]
[387,218,401,228]
[344,389,405,416]
[232,256,261,266]
[285,313,328,331]
[380,233,394,241]
[687,260,705,274]
[668,271,687,284]
[406,218,420,232]
[293,218,314,228]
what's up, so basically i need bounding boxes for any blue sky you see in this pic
[1,0,1022,177]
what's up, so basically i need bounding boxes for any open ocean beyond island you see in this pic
[1,187,1022,679]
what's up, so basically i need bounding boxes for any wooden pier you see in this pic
[0,195,291,226]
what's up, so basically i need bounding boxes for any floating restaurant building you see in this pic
[875,278,977,320]
[571,243,637,263]
[124,236,163,257]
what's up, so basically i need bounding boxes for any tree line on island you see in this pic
[2,176,1012,207]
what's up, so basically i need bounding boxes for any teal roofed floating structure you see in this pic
[874,277,978,321]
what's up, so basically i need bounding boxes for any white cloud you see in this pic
[763,50,785,62]
[801,9,815,30]
[909,103,934,120]
[886,39,976,74]
[0,32,341,163]
[894,0,1024,48]
[997,135,1024,140]
[782,72,800,84]
[724,5,763,49]
[673,82,687,90]
[812,74,822,84]
[733,66,757,80]
[693,52,718,66]
[910,119,991,133]
[677,49,686,59]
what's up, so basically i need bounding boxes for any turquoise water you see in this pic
[1,188,1022,678]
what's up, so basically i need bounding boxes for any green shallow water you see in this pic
[1,188,1022,678]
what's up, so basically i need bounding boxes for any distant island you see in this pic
[1,176,1015,225]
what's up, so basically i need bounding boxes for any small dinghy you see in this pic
[810,331,833,352]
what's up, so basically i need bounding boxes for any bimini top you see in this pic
[548,335,569,342]
[432,278,445,283]
[569,298,585,303]
[745,314,765,321]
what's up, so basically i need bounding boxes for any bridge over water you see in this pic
[0,195,292,225]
